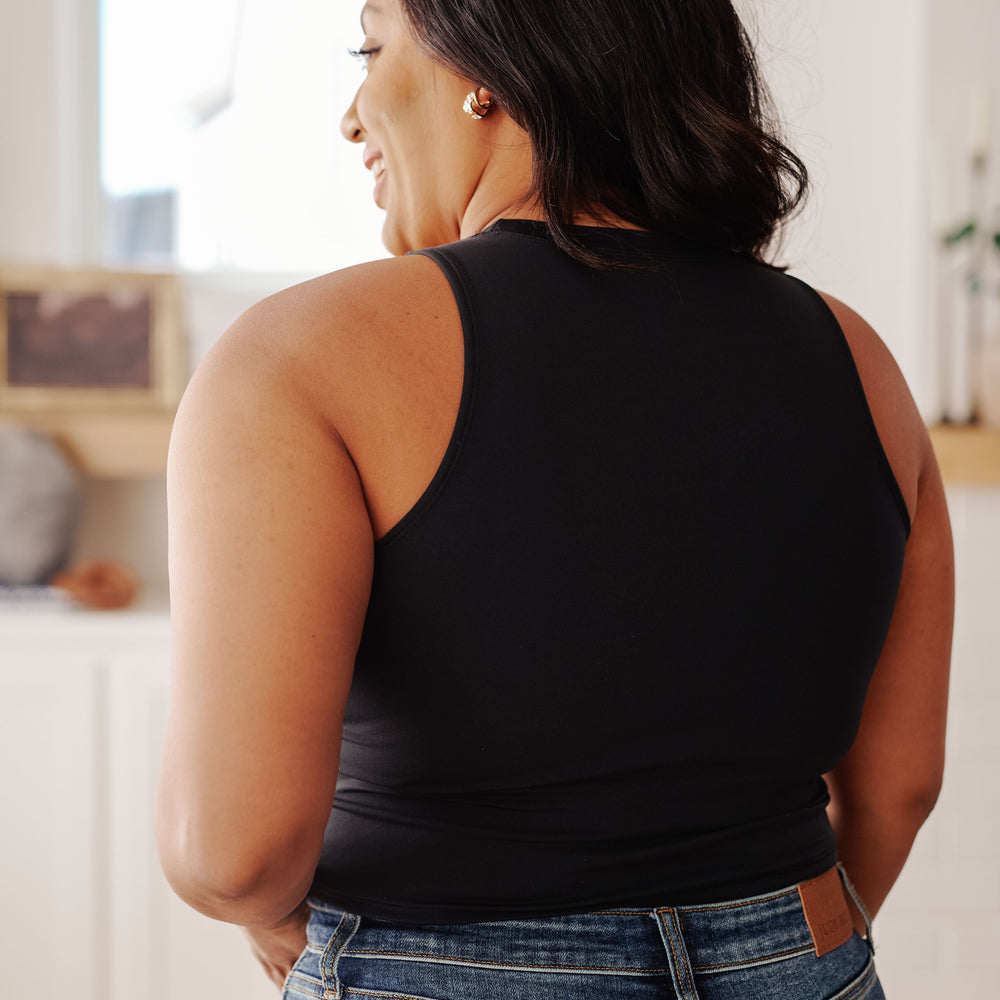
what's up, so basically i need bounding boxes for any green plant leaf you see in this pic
[944,221,976,246]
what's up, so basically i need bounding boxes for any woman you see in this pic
[156,0,953,997]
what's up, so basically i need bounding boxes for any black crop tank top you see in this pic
[310,220,910,922]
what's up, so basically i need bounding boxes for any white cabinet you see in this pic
[0,640,105,999]
[0,605,273,1000]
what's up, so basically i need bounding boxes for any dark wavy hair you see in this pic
[399,0,808,269]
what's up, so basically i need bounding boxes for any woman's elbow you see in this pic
[828,765,944,831]
[154,801,317,926]
[901,776,943,823]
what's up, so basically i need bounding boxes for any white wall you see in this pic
[0,0,64,260]
[173,0,387,271]
[0,0,101,263]
[927,0,1000,226]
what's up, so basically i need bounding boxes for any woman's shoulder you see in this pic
[186,253,457,429]
[220,253,450,380]
[816,291,932,526]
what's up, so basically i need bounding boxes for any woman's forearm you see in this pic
[828,795,938,935]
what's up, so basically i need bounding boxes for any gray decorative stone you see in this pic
[0,427,82,585]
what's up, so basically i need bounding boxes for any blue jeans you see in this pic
[282,867,884,1000]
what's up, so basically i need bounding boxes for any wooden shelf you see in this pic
[929,424,1000,484]
[0,411,174,478]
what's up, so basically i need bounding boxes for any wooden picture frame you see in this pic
[0,267,183,411]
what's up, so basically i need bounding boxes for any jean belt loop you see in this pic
[654,907,702,1000]
[836,863,876,956]
[319,911,360,999]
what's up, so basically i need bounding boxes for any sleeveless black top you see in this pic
[310,220,910,922]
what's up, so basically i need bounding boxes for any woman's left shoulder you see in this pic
[815,291,930,526]
[203,254,451,401]
[174,254,461,466]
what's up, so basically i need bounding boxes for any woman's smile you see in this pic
[363,148,387,205]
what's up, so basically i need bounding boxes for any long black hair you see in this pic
[400,0,808,269]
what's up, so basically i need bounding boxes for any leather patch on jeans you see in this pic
[798,868,853,957]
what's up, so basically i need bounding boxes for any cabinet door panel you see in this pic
[0,650,104,1000]
[1,626,275,1000]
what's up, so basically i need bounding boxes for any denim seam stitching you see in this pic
[343,990,449,1000]
[672,911,697,999]
[829,957,877,1000]
[677,887,799,914]
[342,949,668,974]
[837,865,876,954]
[589,909,658,915]
[285,970,326,999]
[587,884,800,917]
[657,909,697,999]
[288,971,324,985]
[692,942,814,971]
[322,913,361,999]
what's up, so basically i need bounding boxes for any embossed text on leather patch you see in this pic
[798,868,853,957]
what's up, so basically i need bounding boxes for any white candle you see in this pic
[970,86,991,159]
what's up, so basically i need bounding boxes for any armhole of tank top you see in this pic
[373,246,478,551]
[792,277,912,539]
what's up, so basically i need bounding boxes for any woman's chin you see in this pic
[380,217,444,257]
[380,218,412,257]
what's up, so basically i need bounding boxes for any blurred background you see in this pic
[0,0,997,997]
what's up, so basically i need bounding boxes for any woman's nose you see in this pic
[340,88,364,143]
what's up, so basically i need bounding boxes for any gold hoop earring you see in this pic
[462,88,493,119]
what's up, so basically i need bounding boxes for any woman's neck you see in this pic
[457,117,645,237]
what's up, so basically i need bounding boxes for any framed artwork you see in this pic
[0,267,183,410]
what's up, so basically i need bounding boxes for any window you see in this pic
[100,0,386,271]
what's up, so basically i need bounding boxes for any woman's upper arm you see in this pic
[156,298,374,925]
[819,292,954,811]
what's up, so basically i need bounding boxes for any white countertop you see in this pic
[0,587,170,638]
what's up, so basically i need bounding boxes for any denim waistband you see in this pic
[290,865,878,1000]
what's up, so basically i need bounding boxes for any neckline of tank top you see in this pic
[480,217,734,260]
